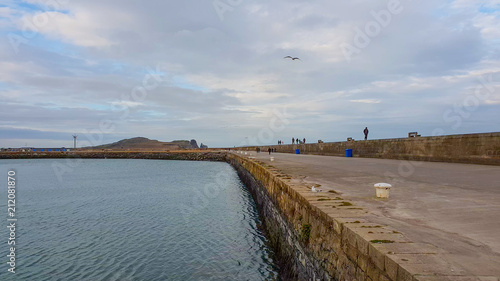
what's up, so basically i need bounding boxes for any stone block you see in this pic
[345,261,358,281]
[333,219,344,236]
[343,226,358,247]
[348,222,386,229]
[324,208,369,218]
[394,253,467,276]
[366,233,412,244]
[355,267,367,281]
[328,233,343,254]
[368,270,381,281]
[368,243,385,271]
[355,233,370,256]
[345,243,359,264]
[337,254,349,271]
[384,254,399,281]
[374,243,443,255]
[397,265,413,281]
[337,256,357,281]
[357,253,369,272]
[379,274,391,281]
[366,260,380,281]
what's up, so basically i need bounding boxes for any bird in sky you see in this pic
[284,56,300,60]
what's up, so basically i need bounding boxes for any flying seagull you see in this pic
[284,56,300,60]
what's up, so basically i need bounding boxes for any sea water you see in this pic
[0,159,278,280]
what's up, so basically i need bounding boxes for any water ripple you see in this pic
[0,159,279,281]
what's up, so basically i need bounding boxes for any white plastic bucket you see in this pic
[374,183,392,198]
[270,157,275,161]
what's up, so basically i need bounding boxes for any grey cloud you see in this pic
[0,0,498,147]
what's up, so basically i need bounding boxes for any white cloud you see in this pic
[349,99,381,104]
[474,13,500,39]
[22,11,112,47]
[111,101,143,108]
[0,7,14,18]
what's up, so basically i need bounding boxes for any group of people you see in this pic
[255,127,370,155]
[291,138,306,144]
[257,147,277,154]
[268,147,276,155]
[271,127,369,147]
[277,138,306,145]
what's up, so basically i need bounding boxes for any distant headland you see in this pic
[0,137,209,152]
[85,137,209,151]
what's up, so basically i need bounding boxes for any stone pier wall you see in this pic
[240,132,500,165]
[228,153,418,281]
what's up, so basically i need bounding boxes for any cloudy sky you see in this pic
[1,0,499,148]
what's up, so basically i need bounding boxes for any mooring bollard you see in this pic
[374,183,392,198]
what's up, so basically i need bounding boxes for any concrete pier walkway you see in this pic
[247,152,500,278]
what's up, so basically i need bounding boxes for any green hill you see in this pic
[89,137,200,150]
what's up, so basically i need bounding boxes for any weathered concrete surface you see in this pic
[244,151,500,279]
[242,132,500,165]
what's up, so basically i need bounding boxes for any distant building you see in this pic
[32,147,69,152]
[1,147,36,152]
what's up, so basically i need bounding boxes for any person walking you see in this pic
[363,127,369,140]
[303,138,306,144]
[268,147,272,155]
[292,138,295,144]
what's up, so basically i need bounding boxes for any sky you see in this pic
[0,0,499,148]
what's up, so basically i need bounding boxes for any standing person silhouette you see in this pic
[364,127,369,140]
[292,138,295,144]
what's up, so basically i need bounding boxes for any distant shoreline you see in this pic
[0,151,228,162]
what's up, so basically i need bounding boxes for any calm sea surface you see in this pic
[0,159,279,280]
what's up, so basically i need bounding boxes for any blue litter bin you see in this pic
[296,149,300,154]
[345,149,353,157]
